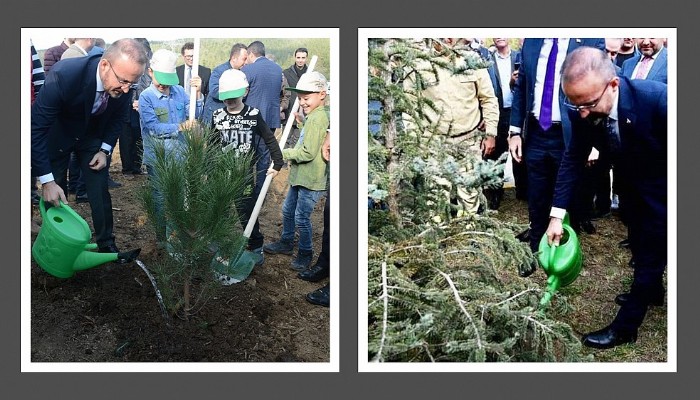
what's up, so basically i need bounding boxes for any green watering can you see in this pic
[31,199,140,278]
[537,214,582,307]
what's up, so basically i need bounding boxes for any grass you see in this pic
[494,187,668,363]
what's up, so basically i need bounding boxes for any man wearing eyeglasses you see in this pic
[31,38,148,260]
[546,46,667,349]
[176,42,211,98]
[508,38,605,276]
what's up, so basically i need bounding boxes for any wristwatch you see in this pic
[99,148,111,157]
[508,132,521,138]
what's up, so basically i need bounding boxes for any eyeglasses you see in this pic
[183,54,194,59]
[563,80,612,112]
[107,61,139,90]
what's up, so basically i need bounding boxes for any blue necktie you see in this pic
[539,39,558,131]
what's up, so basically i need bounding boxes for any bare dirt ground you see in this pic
[30,145,330,363]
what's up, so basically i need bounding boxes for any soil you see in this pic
[494,185,667,362]
[30,144,330,363]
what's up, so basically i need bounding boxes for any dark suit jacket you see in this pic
[510,38,605,147]
[620,47,667,84]
[489,49,521,110]
[31,54,130,177]
[176,64,212,98]
[552,77,667,233]
[241,57,284,129]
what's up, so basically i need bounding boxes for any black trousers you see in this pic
[611,181,667,333]
[120,122,143,173]
[523,116,565,253]
[51,142,115,247]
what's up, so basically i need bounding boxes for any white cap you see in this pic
[218,69,249,100]
[149,49,179,85]
[286,71,327,93]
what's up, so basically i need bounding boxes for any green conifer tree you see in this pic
[367,38,590,362]
[139,125,254,320]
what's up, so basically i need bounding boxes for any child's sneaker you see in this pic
[251,247,264,266]
[263,239,294,255]
[291,249,314,271]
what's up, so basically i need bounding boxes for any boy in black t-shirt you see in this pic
[211,69,283,265]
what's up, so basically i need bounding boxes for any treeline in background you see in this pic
[37,37,331,80]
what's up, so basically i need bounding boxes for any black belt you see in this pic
[529,114,561,126]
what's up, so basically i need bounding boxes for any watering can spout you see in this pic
[73,248,119,271]
[73,247,142,271]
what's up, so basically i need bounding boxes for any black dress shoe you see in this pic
[614,292,664,307]
[515,228,530,243]
[108,178,122,188]
[298,262,329,282]
[519,259,538,277]
[306,284,329,307]
[580,220,596,234]
[75,194,89,203]
[582,325,637,349]
[619,238,630,248]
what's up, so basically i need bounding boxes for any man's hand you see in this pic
[89,151,108,171]
[481,135,495,157]
[545,217,564,246]
[508,135,523,163]
[41,181,67,207]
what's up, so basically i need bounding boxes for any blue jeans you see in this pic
[280,185,326,252]
[146,165,166,240]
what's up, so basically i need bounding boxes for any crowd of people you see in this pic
[375,37,668,350]
[30,38,331,308]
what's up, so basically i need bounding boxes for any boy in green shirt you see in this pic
[264,71,329,271]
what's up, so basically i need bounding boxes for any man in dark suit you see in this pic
[508,38,605,275]
[176,41,211,98]
[546,46,667,349]
[241,41,284,212]
[32,38,148,256]
[621,38,667,84]
[485,38,521,209]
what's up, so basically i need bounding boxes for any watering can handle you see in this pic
[548,243,557,269]
[39,198,64,220]
[39,197,69,218]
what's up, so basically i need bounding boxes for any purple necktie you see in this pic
[539,39,558,131]
[94,91,109,115]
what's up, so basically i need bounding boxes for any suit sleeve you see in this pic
[208,65,224,102]
[31,68,65,177]
[552,114,594,209]
[509,44,528,130]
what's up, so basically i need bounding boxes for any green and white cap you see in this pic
[286,71,327,93]
[219,69,249,100]
[149,49,179,86]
